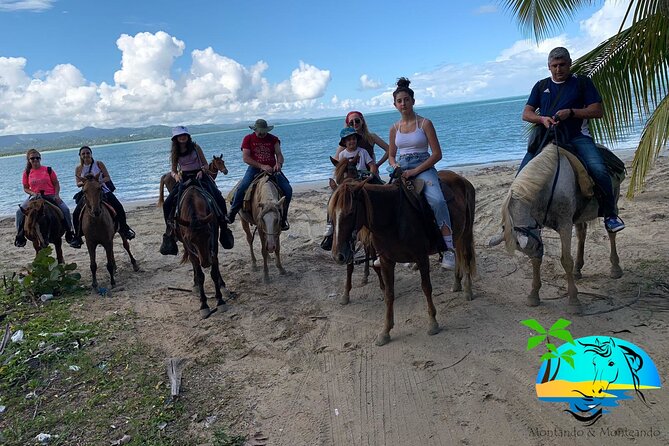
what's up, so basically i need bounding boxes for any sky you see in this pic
[0,0,632,135]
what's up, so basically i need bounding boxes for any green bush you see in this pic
[14,246,81,299]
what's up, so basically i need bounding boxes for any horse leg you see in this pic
[341,262,353,305]
[418,257,439,336]
[121,236,140,272]
[376,260,396,347]
[361,248,370,285]
[608,232,622,278]
[211,257,228,311]
[242,220,257,270]
[260,236,270,283]
[574,223,587,279]
[192,262,214,319]
[558,229,582,315]
[274,237,286,275]
[88,242,98,290]
[54,239,64,265]
[104,242,116,288]
[527,257,542,307]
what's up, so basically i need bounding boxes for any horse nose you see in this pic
[335,252,347,264]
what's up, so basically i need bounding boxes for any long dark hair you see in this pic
[25,149,40,176]
[170,136,196,169]
[393,77,414,100]
[79,146,96,171]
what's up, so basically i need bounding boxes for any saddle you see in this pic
[175,181,224,218]
[228,172,286,218]
[393,176,446,253]
[41,198,64,221]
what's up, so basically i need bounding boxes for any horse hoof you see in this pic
[427,322,440,336]
[464,290,473,301]
[217,303,229,313]
[375,333,391,346]
[573,270,582,280]
[610,267,623,279]
[526,295,540,307]
[452,283,463,293]
[200,307,217,319]
[339,295,350,306]
[567,303,583,315]
[132,263,140,272]
[278,268,286,275]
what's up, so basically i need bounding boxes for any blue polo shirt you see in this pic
[527,75,602,139]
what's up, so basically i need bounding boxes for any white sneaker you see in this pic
[441,251,455,270]
[373,258,381,267]
[323,223,333,237]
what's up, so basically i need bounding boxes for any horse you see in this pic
[239,173,286,283]
[489,143,622,315]
[330,155,384,305]
[79,173,139,290]
[21,196,65,264]
[175,182,230,318]
[158,154,229,207]
[329,171,476,346]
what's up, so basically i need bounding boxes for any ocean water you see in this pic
[0,96,641,217]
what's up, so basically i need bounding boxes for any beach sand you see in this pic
[1,156,668,445]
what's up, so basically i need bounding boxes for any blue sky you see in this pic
[0,0,629,135]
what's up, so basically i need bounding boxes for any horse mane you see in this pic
[328,182,354,221]
[510,144,560,204]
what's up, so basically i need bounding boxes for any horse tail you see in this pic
[455,181,477,277]
[158,175,166,207]
[501,191,516,255]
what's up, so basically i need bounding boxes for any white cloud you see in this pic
[474,4,497,15]
[0,0,55,12]
[579,0,633,43]
[0,31,332,134]
[359,74,383,90]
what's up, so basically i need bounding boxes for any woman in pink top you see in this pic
[15,149,74,247]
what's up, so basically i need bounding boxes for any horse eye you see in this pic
[608,361,614,367]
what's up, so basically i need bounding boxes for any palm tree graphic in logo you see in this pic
[522,318,661,425]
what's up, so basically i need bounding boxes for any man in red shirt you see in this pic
[227,119,292,230]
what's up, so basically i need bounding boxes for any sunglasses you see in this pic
[348,118,362,126]
[30,156,41,161]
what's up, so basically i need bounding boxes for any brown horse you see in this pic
[175,184,230,318]
[239,173,286,283]
[330,155,384,304]
[158,154,229,206]
[329,171,476,346]
[21,197,65,264]
[79,174,139,290]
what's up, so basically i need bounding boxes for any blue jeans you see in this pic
[398,152,452,231]
[229,167,292,220]
[518,135,616,216]
[16,195,73,233]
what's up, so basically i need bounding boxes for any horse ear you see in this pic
[351,176,371,192]
[620,345,643,372]
[20,205,28,216]
[176,217,190,227]
[330,156,339,167]
[219,153,223,159]
[329,178,337,190]
[353,154,360,163]
[94,172,101,181]
[277,196,285,207]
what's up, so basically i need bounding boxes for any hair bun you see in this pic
[396,77,411,88]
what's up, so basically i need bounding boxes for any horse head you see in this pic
[23,199,49,249]
[211,154,228,175]
[80,173,104,217]
[331,156,360,185]
[328,179,370,265]
[177,189,217,268]
[581,338,644,397]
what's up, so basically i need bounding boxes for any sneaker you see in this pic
[65,230,75,244]
[123,227,136,240]
[69,236,83,249]
[441,250,456,270]
[220,226,234,249]
[14,234,26,248]
[604,216,625,233]
[320,234,333,251]
[322,223,333,237]
[159,234,178,255]
[225,212,236,224]
[281,220,290,231]
[373,258,381,267]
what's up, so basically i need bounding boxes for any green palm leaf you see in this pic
[548,329,576,345]
[500,0,598,42]
[521,318,546,334]
[527,334,547,350]
[548,318,572,331]
[541,352,557,361]
[562,356,576,368]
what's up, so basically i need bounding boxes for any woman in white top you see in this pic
[387,77,455,270]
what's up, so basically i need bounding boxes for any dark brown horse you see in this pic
[21,197,65,264]
[175,184,230,318]
[239,173,286,283]
[329,171,476,346]
[158,154,229,207]
[330,155,384,305]
[79,174,139,290]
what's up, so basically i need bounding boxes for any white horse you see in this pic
[490,144,623,314]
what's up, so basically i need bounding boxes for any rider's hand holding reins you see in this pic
[540,115,558,128]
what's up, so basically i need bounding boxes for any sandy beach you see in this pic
[1,155,668,445]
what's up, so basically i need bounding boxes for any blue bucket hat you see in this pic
[339,127,362,147]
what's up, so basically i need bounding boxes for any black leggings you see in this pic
[163,175,228,223]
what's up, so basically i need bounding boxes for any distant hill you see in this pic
[0,123,253,156]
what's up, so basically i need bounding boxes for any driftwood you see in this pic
[0,323,10,355]
[166,358,185,397]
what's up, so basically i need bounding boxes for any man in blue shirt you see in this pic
[519,47,625,233]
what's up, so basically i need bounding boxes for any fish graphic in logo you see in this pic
[522,319,661,425]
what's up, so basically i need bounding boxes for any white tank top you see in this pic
[82,161,110,193]
[395,116,429,155]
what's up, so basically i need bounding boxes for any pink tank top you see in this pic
[178,149,204,172]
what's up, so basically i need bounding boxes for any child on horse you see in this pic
[69,146,136,248]
[226,119,292,231]
[15,149,75,247]
[159,126,232,255]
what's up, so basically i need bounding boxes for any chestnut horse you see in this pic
[329,170,476,346]
[21,197,65,264]
[79,174,139,290]
[239,173,286,283]
[175,183,230,318]
[330,155,384,305]
[158,154,229,207]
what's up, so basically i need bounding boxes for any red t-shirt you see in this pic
[241,133,280,167]
[22,166,58,195]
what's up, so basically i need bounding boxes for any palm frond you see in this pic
[500,0,597,41]
[627,94,669,196]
